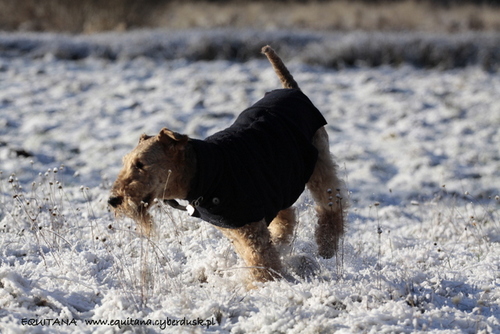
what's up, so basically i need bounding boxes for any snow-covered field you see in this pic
[1,30,499,333]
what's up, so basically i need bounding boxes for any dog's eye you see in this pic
[134,161,144,170]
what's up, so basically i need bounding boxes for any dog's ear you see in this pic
[158,128,188,146]
[139,134,152,143]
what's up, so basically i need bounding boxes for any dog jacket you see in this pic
[186,89,327,229]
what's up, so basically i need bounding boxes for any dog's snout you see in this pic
[108,196,123,208]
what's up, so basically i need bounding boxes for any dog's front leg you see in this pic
[217,220,282,285]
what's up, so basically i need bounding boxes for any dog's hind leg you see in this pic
[307,127,347,259]
[217,220,282,284]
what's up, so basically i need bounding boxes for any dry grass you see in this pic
[153,1,500,33]
[1,0,500,33]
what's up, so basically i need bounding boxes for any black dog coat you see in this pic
[186,89,327,229]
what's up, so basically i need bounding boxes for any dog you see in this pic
[108,45,347,284]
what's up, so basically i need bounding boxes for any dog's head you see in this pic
[108,128,189,234]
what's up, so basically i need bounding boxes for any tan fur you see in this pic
[268,207,296,246]
[217,220,281,285]
[261,45,299,89]
[109,128,196,236]
[109,46,347,285]
[307,127,347,258]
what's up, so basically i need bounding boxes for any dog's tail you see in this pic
[261,45,299,90]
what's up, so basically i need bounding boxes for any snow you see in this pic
[0,30,499,333]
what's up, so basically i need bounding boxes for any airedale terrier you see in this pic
[108,45,347,284]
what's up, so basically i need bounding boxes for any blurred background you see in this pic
[1,0,500,34]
